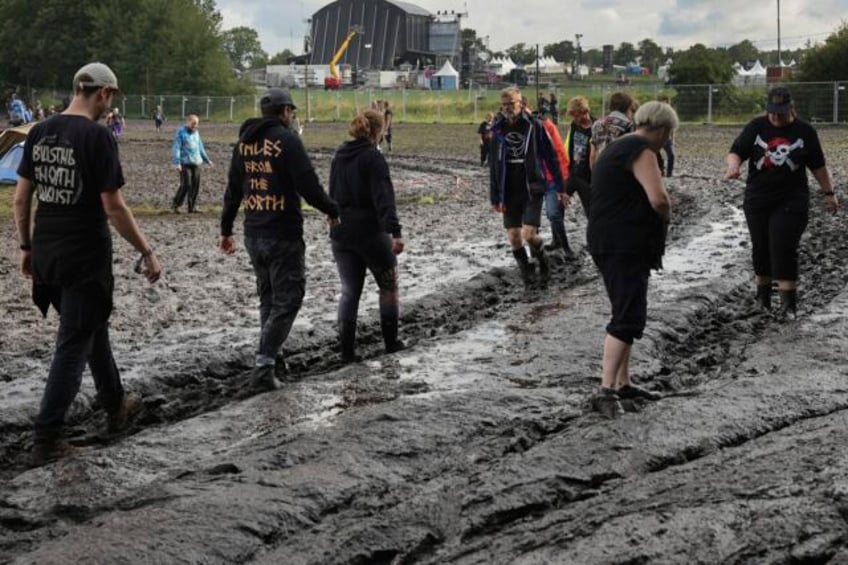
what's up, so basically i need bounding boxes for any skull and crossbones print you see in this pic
[754,135,804,171]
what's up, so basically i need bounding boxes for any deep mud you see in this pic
[2,120,848,563]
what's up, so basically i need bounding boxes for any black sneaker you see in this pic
[385,340,406,354]
[250,365,281,391]
[593,391,625,419]
[618,384,662,401]
[107,392,143,434]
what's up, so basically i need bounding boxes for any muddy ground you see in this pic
[1,119,848,564]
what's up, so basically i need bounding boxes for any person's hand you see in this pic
[558,192,571,207]
[724,163,742,180]
[391,237,405,255]
[824,193,840,214]
[206,161,214,167]
[492,203,505,214]
[139,252,162,283]
[174,164,182,172]
[327,216,340,229]
[20,249,32,278]
[219,235,236,255]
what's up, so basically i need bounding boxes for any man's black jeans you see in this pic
[244,236,306,366]
[34,285,124,441]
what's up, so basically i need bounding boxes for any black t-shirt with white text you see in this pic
[18,114,124,290]
[729,116,825,208]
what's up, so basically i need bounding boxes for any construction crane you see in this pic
[324,26,363,90]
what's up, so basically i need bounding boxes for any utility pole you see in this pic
[777,0,782,68]
[575,33,583,79]
[535,44,540,104]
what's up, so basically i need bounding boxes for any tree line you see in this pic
[1,0,846,98]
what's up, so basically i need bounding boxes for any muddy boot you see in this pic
[106,392,143,434]
[381,317,405,354]
[250,364,281,392]
[512,247,535,287]
[755,283,772,310]
[592,387,624,419]
[618,384,662,401]
[529,243,550,283]
[544,231,562,251]
[778,289,797,320]
[339,320,362,363]
[31,435,81,467]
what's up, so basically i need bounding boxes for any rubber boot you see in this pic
[778,289,797,320]
[755,283,772,310]
[339,320,361,363]
[512,247,535,287]
[552,221,577,261]
[529,243,550,283]
[381,317,405,354]
[544,230,562,251]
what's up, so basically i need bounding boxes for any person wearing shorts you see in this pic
[489,87,564,287]
[725,87,838,318]
[588,101,677,418]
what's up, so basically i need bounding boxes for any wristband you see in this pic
[822,191,835,196]
[20,243,31,251]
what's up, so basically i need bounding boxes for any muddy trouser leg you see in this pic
[172,166,190,209]
[34,287,116,441]
[663,139,675,176]
[743,204,773,281]
[361,234,400,351]
[246,237,305,366]
[186,165,201,211]
[333,241,368,358]
[544,189,570,251]
[88,324,124,415]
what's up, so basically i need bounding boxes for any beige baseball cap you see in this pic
[73,62,120,92]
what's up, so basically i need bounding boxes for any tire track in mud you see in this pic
[5,152,848,561]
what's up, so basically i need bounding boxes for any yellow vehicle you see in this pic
[324,26,362,89]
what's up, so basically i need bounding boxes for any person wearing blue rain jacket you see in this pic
[170,114,212,213]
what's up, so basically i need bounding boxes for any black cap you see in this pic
[766,87,792,113]
[261,87,296,109]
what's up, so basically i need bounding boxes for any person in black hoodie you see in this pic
[330,109,404,362]
[219,88,339,391]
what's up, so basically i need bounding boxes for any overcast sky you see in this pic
[215,0,845,56]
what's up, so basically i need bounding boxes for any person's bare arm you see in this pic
[588,143,598,171]
[632,149,670,222]
[811,165,839,213]
[101,189,162,282]
[725,152,744,179]
[13,177,35,277]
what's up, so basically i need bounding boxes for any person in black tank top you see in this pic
[587,100,677,418]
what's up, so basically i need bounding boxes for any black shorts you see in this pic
[743,197,808,281]
[592,253,650,345]
[503,192,543,229]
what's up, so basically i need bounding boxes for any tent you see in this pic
[0,122,33,184]
[432,60,459,90]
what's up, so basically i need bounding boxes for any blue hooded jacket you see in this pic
[171,125,210,166]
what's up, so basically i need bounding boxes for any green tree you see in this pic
[506,43,537,65]
[667,44,733,84]
[222,26,268,71]
[727,39,759,64]
[268,49,297,65]
[638,38,663,70]
[799,23,848,81]
[543,40,574,64]
[582,48,603,68]
[614,42,637,65]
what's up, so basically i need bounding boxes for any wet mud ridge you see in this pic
[2,126,848,562]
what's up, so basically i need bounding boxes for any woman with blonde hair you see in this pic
[329,109,405,362]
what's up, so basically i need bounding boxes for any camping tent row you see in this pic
[490,56,517,74]
[732,59,797,86]
[528,56,567,74]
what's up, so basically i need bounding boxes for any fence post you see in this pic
[402,86,406,121]
[229,97,234,122]
[437,91,441,123]
[707,85,713,124]
[181,96,187,119]
[206,97,211,119]
[336,91,340,121]
[834,81,839,124]
[141,95,146,119]
[254,95,259,117]
[473,88,478,123]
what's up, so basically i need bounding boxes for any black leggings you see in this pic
[332,233,399,324]
[744,198,808,281]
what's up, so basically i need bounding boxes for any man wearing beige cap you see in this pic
[13,62,162,465]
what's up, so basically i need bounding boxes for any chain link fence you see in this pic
[14,81,848,125]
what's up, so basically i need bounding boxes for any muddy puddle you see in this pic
[2,122,848,563]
